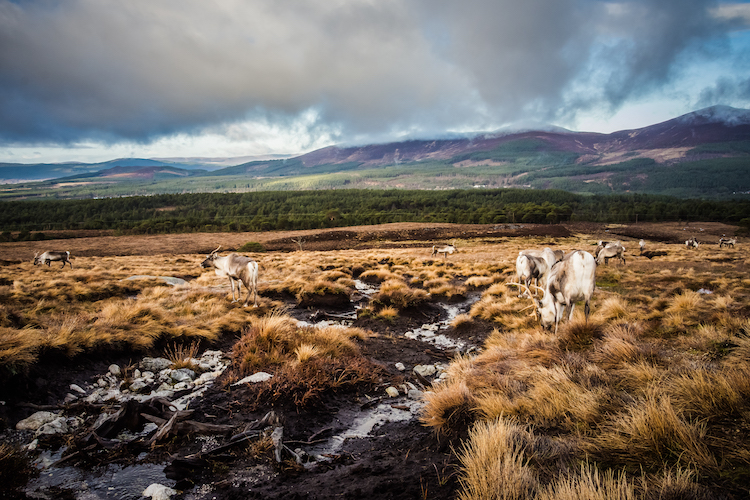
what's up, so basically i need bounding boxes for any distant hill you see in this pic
[0,158,212,183]
[2,105,749,200]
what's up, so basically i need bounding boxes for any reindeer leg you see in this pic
[229,278,238,302]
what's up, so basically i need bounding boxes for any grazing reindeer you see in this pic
[719,237,736,248]
[517,250,597,335]
[431,242,457,259]
[200,246,259,307]
[514,247,558,297]
[596,241,626,266]
[639,239,645,254]
[685,237,699,249]
[33,251,72,269]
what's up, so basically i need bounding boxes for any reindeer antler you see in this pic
[211,245,222,255]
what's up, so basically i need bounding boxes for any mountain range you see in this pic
[2,105,749,200]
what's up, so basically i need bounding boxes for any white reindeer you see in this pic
[33,250,72,269]
[514,247,558,297]
[431,242,457,259]
[719,237,736,248]
[200,246,259,307]
[639,239,645,254]
[518,250,597,335]
[685,237,699,249]
[596,241,626,266]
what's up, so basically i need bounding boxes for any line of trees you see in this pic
[1,189,748,238]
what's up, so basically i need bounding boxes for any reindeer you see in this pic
[685,237,699,249]
[33,251,72,269]
[514,247,558,297]
[719,237,736,248]
[431,242,457,259]
[596,241,626,266]
[200,246,259,307]
[514,250,597,335]
[639,239,645,254]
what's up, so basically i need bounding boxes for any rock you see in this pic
[143,483,178,500]
[16,411,58,431]
[395,362,406,371]
[194,371,220,386]
[407,388,424,400]
[108,364,121,376]
[69,383,86,394]
[413,364,437,377]
[385,387,400,397]
[129,380,148,393]
[232,372,273,385]
[63,393,78,403]
[141,357,173,372]
[170,368,196,383]
[36,416,69,436]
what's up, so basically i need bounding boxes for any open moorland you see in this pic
[0,221,749,499]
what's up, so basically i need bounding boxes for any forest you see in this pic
[1,188,748,241]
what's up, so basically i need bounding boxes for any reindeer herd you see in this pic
[28,233,740,327]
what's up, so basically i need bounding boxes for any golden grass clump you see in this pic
[537,464,635,500]
[371,279,429,309]
[375,306,399,321]
[594,393,717,470]
[666,367,750,420]
[164,341,201,370]
[596,296,630,321]
[421,381,477,435]
[456,418,537,500]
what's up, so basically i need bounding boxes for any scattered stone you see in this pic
[16,411,59,431]
[108,364,121,376]
[385,387,400,397]
[141,357,173,372]
[64,393,78,404]
[170,368,196,383]
[69,383,86,394]
[413,364,437,377]
[143,483,178,500]
[232,372,273,385]
[395,362,405,371]
[36,416,69,436]
[129,380,148,393]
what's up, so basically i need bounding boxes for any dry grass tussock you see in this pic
[423,235,750,497]
[228,312,378,408]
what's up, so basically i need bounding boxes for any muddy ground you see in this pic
[0,221,743,500]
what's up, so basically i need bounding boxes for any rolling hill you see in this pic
[2,105,749,200]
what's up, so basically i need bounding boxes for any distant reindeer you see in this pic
[33,251,72,269]
[596,241,626,266]
[431,242,457,259]
[719,237,736,248]
[639,239,645,254]
[685,237,699,249]
[200,246,259,307]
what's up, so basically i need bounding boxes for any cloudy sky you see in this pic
[1,0,750,164]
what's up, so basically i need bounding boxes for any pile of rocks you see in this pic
[15,349,230,443]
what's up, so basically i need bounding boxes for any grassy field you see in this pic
[1,229,749,497]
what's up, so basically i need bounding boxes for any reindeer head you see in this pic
[33,252,40,265]
[506,282,554,328]
[200,246,221,269]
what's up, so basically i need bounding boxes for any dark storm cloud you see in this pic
[0,0,744,147]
